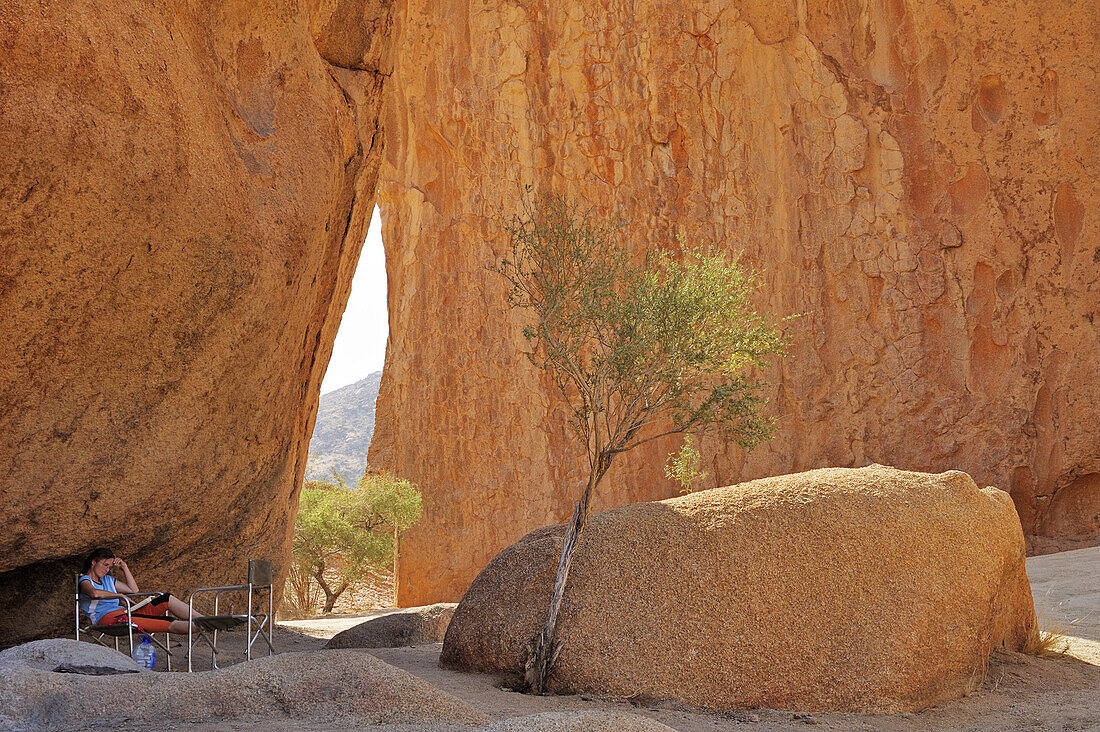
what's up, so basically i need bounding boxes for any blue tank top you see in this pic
[78,573,121,623]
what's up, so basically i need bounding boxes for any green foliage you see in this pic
[665,435,708,494]
[497,191,787,472]
[290,471,422,614]
[498,192,789,693]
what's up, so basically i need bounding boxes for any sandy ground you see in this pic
[1028,546,1100,645]
[80,548,1100,731]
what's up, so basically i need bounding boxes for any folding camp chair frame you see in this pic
[186,559,274,671]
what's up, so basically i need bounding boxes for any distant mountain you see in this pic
[305,372,382,482]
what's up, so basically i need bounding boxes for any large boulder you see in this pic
[325,603,456,648]
[0,650,486,731]
[441,466,1037,714]
[0,0,390,643]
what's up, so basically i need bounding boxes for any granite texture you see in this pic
[372,0,1100,605]
[441,466,1037,713]
[0,0,392,643]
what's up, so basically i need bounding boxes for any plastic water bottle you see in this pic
[132,636,155,670]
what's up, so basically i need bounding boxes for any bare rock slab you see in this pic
[326,603,457,649]
[478,711,676,731]
[0,650,486,731]
[441,466,1037,714]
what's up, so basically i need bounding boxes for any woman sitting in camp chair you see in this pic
[79,547,204,633]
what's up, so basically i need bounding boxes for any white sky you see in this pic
[319,206,388,395]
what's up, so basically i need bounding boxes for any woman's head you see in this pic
[82,547,116,574]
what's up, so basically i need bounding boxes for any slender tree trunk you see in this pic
[322,580,349,613]
[524,454,611,694]
[312,565,349,614]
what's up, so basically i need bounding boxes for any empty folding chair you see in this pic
[186,559,275,671]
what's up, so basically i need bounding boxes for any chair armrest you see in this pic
[187,584,253,616]
[76,592,157,603]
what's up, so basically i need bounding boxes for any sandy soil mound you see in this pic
[443,466,1037,713]
[0,650,485,731]
[1027,546,1100,644]
[326,603,456,649]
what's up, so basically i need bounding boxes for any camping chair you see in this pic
[75,578,174,671]
[186,559,275,671]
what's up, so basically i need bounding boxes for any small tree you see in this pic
[497,192,786,693]
[291,471,422,613]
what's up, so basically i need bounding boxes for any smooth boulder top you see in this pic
[0,650,486,731]
[326,602,456,649]
[442,465,1037,714]
[0,639,141,673]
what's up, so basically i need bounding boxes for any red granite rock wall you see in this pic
[373,0,1100,605]
[0,0,392,644]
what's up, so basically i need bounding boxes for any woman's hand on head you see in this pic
[112,560,138,593]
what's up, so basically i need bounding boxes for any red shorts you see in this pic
[102,593,175,633]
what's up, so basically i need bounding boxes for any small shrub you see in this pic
[1022,613,1070,658]
[281,563,319,618]
[665,435,708,494]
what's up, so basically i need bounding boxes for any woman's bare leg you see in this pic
[167,619,201,634]
[165,594,204,620]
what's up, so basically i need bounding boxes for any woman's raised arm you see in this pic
[112,559,139,593]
